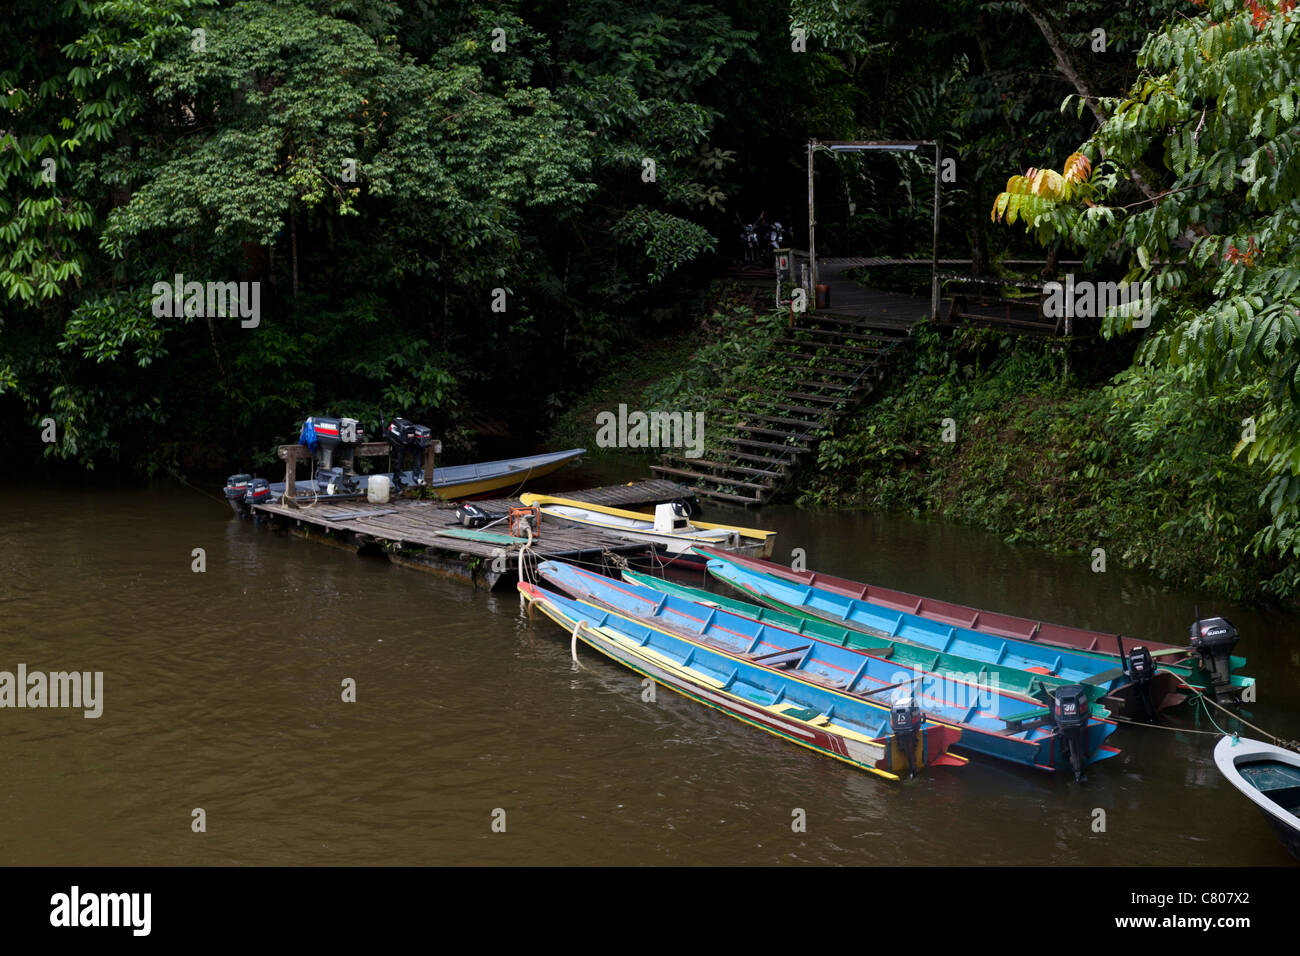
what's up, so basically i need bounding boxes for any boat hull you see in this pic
[521,583,965,780]
[622,569,1115,715]
[1214,735,1300,860]
[537,561,1120,774]
[692,546,1251,703]
[263,448,586,502]
[520,493,776,558]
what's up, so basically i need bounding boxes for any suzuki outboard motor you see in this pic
[1051,684,1091,781]
[889,694,924,778]
[1125,645,1157,722]
[1189,616,1239,702]
[300,416,365,472]
[386,417,433,488]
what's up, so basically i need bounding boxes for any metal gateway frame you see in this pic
[807,139,942,320]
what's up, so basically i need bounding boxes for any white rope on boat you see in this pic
[571,619,587,668]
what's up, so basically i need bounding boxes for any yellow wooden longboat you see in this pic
[519,492,776,558]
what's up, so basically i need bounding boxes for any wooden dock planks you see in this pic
[250,479,691,590]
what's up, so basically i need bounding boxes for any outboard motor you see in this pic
[1125,645,1158,722]
[386,417,433,488]
[1189,616,1239,701]
[300,416,365,473]
[889,694,924,778]
[1050,685,1091,781]
[454,503,492,528]
[224,474,251,513]
[316,466,358,496]
[766,221,786,250]
[244,477,271,506]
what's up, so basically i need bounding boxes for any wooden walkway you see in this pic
[250,478,692,590]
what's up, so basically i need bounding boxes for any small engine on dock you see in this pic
[1050,684,1091,781]
[1189,615,1239,702]
[386,417,433,488]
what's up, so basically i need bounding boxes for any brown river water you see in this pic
[3,464,1299,866]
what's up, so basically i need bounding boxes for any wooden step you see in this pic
[764,363,871,381]
[779,390,848,405]
[799,312,911,335]
[736,424,817,442]
[792,379,854,392]
[689,485,764,506]
[747,412,830,429]
[772,339,884,360]
[787,326,897,345]
[699,447,795,467]
[649,464,772,492]
[741,398,830,417]
[720,436,811,454]
[660,455,785,479]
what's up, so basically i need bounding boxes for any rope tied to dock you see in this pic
[1177,680,1300,752]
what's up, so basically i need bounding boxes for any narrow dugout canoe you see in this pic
[621,568,1111,716]
[536,561,1120,777]
[520,581,966,781]
[695,546,1254,719]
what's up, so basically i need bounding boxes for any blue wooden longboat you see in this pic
[535,560,1120,775]
[700,552,1151,699]
[694,546,1254,717]
[519,581,966,781]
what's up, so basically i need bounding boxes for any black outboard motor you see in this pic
[1189,616,1239,702]
[889,695,924,778]
[224,474,251,516]
[1125,645,1158,722]
[1051,684,1091,781]
[454,503,493,528]
[386,417,433,489]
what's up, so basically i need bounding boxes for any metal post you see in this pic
[931,142,942,322]
[807,140,817,307]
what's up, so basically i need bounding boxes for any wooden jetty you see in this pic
[249,478,694,590]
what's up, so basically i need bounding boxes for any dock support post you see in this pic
[423,440,442,486]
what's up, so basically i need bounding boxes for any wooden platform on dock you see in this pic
[250,479,692,590]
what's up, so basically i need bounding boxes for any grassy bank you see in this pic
[551,301,1292,605]
[801,323,1293,604]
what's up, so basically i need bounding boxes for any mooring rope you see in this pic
[570,619,587,668]
[1177,680,1299,751]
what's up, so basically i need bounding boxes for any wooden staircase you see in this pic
[651,310,912,506]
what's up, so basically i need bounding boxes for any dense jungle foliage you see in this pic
[4,0,1299,598]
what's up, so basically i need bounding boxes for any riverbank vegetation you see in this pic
[6,0,1298,601]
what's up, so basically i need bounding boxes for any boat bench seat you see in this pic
[749,645,812,668]
[1002,707,1050,722]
